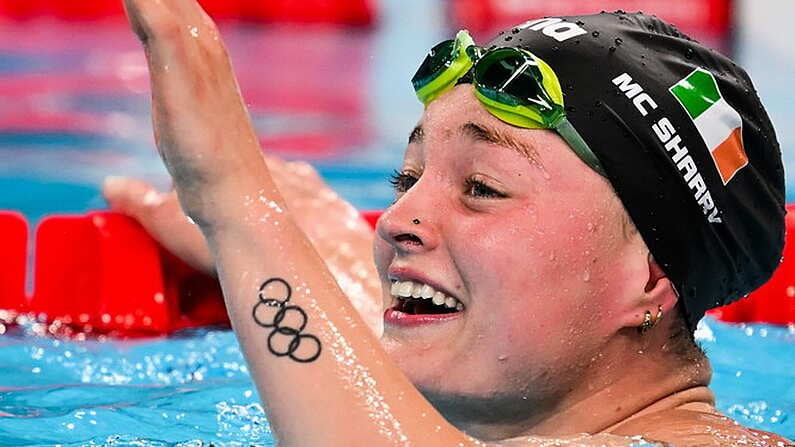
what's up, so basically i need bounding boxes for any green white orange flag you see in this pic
[670,68,748,185]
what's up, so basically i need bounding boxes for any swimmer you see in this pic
[107,1,793,445]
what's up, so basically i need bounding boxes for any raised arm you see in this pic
[123,2,637,446]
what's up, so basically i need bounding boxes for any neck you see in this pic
[439,327,714,441]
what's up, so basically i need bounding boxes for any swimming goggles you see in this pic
[412,30,606,177]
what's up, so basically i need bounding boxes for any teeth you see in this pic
[397,281,413,297]
[389,279,465,311]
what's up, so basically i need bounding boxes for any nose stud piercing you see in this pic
[412,219,421,225]
[639,305,663,334]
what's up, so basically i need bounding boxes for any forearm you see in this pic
[198,178,466,447]
[125,1,637,444]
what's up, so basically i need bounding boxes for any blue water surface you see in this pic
[0,318,792,446]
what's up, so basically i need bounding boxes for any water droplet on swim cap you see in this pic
[486,13,785,331]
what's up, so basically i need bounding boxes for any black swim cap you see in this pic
[486,12,785,330]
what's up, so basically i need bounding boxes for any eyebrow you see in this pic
[461,122,541,164]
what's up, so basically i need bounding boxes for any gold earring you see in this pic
[638,305,663,333]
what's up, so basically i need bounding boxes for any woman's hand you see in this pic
[103,156,383,334]
[122,0,265,228]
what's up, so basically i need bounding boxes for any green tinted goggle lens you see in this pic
[474,48,563,127]
[412,39,457,91]
[411,31,607,178]
[475,49,545,107]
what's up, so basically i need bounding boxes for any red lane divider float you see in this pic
[0,208,792,337]
[706,205,795,325]
[0,0,376,26]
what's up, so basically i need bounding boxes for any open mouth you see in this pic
[389,280,464,315]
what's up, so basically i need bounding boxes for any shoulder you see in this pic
[608,407,792,446]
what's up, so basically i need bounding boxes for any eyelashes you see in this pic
[464,177,507,199]
[389,170,507,199]
[389,170,417,193]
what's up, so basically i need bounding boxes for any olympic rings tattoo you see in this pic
[252,278,321,363]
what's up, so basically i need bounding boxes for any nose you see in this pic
[376,183,441,255]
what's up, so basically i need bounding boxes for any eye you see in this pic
[389,169,418,193]
[465,177,507,199]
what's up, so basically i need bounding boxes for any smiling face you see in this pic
[374,85,651,429]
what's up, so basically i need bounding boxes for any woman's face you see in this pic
[373,85,646,422]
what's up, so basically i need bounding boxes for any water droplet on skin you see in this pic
[608,46,616,53]
[504,36,513,41]
[511,28,520,34]
[188,26,199,38]
[614,37,623,45]
[497,355,508,361]
[592,31,600,38]
[582,270,591,282]
[685,48,694,59]
[576,20,585,26]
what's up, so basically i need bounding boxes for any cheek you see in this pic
[372,236,392,278]
[452,199,618,338]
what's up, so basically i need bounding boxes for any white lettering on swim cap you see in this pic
[517,17,587,42]
[612,73,723,224]
[612,73,658,116]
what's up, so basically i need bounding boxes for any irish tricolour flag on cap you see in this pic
[670,68,748,185]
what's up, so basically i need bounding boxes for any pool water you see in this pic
[1,2,794,445]
[0,318,792,446]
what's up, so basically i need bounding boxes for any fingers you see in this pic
[103,176,216,274]
[122,0,266,224]
[103,175,167,213]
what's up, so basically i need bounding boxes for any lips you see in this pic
[384,277,465,327]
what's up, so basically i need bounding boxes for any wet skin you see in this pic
[374,85,679,439]
[116,0,792,445]
[377,85,640,423]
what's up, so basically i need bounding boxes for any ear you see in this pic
[619,253,679,330]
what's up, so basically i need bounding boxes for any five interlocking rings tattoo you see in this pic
[252,278,321,363]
